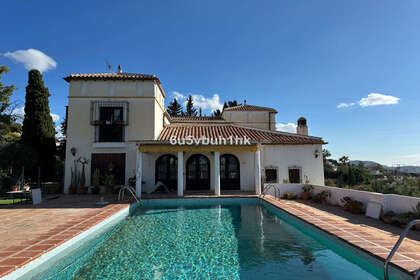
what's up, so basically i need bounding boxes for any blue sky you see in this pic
[1,0,420,166]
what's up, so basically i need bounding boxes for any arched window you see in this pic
[220,154,240,190]
[155,154,177,191]
[186,154,210,190]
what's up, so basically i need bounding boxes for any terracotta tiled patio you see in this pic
[263,196,420,276]
[0,195,130,278]
[0,194,419,278]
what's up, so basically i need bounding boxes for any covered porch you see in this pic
[134,143,262,198]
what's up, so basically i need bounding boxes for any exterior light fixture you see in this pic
[314,149,320,158]
[70,147,77,156]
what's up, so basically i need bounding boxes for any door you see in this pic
[186,154,210,190]
[220,154,240,190]
[155,154,178,191]
[91,153,126,185]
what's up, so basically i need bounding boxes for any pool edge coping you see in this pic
[262,196,419,276]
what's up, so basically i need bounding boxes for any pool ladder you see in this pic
[259,184,280,201]
[384,219,420,280]
[118,186,140,203]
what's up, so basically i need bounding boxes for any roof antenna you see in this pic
[117,65,122,73]
[105,60,112,72]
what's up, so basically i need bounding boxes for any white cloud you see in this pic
[171,91,186,101]
[50,113,60,123]
[171,91,223,112]
[337,102,355,109]
[13,107,59,123]
[276,122,297,133]
[190,94,223,112]
[359,93,400,107]
[3,49,57,73]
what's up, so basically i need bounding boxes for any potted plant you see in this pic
[341,196,364,214]
[104,174,115,194]
[301,184,313,200]
[395,212,414,228]
[313,190,331,204]
[382,211,396,224]
[93,120,104,125]
[282,192,297,200]
[113,120,125,125]
[69,167,79,195]
[91,168,101,195]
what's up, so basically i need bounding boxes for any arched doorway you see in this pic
[155,154,177,191]
[220,154,240,190]
[186,154,210,190]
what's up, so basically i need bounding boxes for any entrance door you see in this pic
[220,154,240,190]
[155,155,177,191]
[186,154,210,190]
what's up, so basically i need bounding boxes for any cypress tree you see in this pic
[185,95,197,116]
[21,70,56,180]
[167,98,183,117]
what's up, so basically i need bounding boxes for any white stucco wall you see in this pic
[263,183,420,214]
[64,79,164,193]
[260,144,324,186]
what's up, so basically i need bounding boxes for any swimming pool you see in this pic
[31,198,409,280]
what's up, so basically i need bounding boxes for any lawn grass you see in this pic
[0,198,28,205]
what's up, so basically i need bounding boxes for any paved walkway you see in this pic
[263,196,420,275]
[0,195,129,277]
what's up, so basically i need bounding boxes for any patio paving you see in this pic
[0,195,130,278]
[263,196,420,276]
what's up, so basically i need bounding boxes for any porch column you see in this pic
[136,150,142,198]
[214,151,221,196]
[177,151,184,197]
[255,148,261,195]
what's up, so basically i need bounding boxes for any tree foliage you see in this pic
[21,70,57,180]
[185,95,197,116]
[167,98,183,117]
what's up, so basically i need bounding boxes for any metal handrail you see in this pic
[259,184,280,200]
[118,186,140,203]
[384,219,420,280]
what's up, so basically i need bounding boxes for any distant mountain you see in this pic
[350,160,381,168]
[349,160,420,174]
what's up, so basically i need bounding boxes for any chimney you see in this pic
[296,117,308,136]
[117,65,122,73]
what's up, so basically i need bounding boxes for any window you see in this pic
[91,101,129,142]
[265,168,278,183]
[98,107,124,142]
[288,168,301,183]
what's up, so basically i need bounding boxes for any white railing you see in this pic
[118,186,140,203]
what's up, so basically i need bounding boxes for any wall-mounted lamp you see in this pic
[314,149,321,158]
[70,147,77,157]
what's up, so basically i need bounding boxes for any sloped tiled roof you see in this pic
[170,116,226,123]
[63,73,159,82]
[158,123,325,145]
[223,104,277,113]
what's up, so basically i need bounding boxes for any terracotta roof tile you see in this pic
[223,104,277,113]
[158,123,325,145]
[63,73,159,82]
[170,116,226,123]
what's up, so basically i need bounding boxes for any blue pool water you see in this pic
[36,198,408,280]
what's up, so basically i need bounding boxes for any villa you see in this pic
[63,71,326,196]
